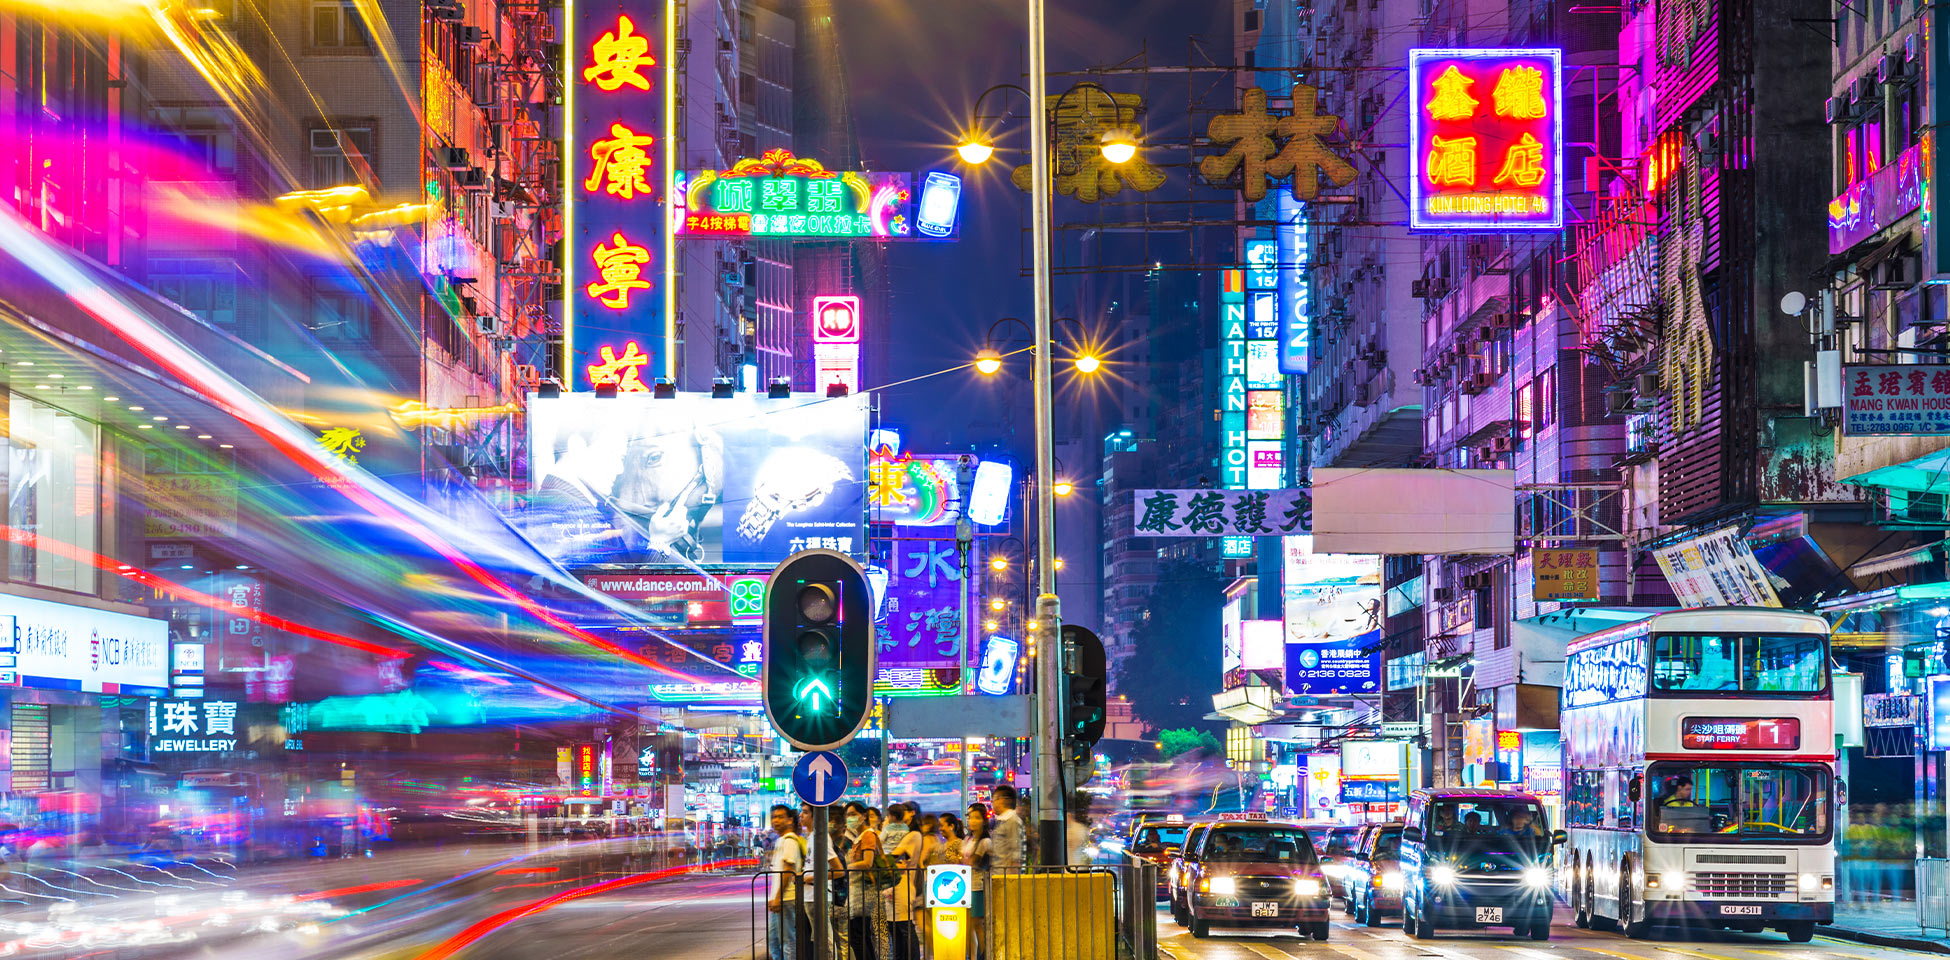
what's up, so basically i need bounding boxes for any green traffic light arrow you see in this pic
[794,675,835,711]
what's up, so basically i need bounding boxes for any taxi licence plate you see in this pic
[1475,907,1503,923]
[1720,905,1763,916]
[1251,902,1279,917]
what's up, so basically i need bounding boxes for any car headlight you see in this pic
[1323,863,1346,878]
[1382,872,1404,891]
[1429,865,1457,886]
[1297,877,1322,897]
[1523,867,1551,888]
[1209,876,1236,896]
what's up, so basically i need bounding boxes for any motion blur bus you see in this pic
[1560,608,1836,942]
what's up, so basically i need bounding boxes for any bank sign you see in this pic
[1843,364,1950,436]
[1,593,168,695]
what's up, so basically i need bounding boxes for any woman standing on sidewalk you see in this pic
[843,801,883,960]
[889,812,937,960]
[963,803,993,960]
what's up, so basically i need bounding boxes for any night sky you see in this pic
[829,0,1231,456]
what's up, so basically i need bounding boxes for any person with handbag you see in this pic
[843,801,884,960]
[963,803,994,960]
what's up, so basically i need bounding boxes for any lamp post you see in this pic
[956,53,1139,869]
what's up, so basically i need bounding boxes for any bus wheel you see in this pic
[1621,871,1651,940]
[1783,921,1815,943]
[1573,864,1591,929]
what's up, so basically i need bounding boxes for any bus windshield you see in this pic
[1647,764,1830,840]
[1650,633,1827,694]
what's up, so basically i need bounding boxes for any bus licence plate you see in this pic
[1475,907,1503,923]
[1720,906,1762,916]
[1252,902,1279,917]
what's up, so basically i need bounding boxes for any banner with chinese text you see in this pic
[568,0,672,389]
[878,527,977,669]
[1651,526,1781,608]
[1843,364,1950,436]
[1131,488,1309,537]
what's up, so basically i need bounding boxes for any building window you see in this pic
[309,125,374,188]
[7,394,99,594]
[310,280,372,341]
[151,107,237,176]
[1537,366,1556,428]
[311,0,371,49]
[149,258,240,330]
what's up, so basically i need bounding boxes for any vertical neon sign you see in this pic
[1220,267,1252,558]
[1407,48,1563,230]
[566,0,676,388]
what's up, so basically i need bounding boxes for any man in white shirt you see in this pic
[766,804,805,960]
[990,784,1025,871]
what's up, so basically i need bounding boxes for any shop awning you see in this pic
[1842,448,1950,494]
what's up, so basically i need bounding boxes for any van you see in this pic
[1399,788,1566,941]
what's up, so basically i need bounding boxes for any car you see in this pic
[1344,821,1406,927]
[1181,820,1332,940]
[1128,817,1190,898]
[1318,824,1363,907]
[1399,788,1565,941]
[1167,820,1216,926]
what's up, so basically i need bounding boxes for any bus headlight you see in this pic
[1799,873,1816,892]
[1209,876,1236,896]
[1429,865,1457,886]
[1523,867,1551,889]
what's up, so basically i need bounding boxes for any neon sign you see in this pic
[567,1,674,388]
[812,295,861,344]
[676,149,960,240]
[1408,48,1563,230]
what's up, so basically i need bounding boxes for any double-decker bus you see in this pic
[1560,608,1836,942]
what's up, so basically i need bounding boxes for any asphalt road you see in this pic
[1162,906,1934,960]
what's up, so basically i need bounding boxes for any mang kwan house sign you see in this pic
[1843,365,1950,435]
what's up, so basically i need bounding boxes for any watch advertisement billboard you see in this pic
[526,394,867,565]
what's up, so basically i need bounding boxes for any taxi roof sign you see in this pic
[1217,812,1269,821]
[1164,814,1186,823]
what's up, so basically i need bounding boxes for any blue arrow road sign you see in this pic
[791,750,847,806]
[928,866,970,908]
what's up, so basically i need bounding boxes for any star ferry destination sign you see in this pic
[1408,48,1563,230]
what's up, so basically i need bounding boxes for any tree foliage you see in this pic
[1155,727,1221,759]
[1112,559,1228,736]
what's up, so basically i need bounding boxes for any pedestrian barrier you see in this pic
[988,869,1115,960]
[1920,858,1950,934]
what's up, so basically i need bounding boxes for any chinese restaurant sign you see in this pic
[1843,364,1950,436]
[568,1,673,387]
[1131,488,1310,538]
[1408,48,1563,230]
[676,150,960,240]
[1533,548,1599,601]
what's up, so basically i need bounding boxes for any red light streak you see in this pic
[414,859,757,960]
[292,877,426,901]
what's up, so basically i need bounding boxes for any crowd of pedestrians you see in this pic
[764,785,1030,960]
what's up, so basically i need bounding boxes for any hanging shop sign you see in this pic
[1407,48,1564,230]
[148,698,244,753]
[677,150,960,240]
[1200,85,1356,202]
[1131,488,1309,537]
[1842,364,1950,436]
[1651,526,1781,608]
[1533,548,1599,601]
[4,593,167,695]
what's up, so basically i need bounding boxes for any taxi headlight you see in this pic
[1382,872,1404,891]
[1429,865,1457,886]
[1209,876,1236,896]
[1523,867,1551,888]
[1297,877,1322,897]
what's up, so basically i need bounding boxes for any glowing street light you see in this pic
[990,598,1007,612]
[1052,479,1075,497]
[1099,128,1139,165]
[957,134,996,165]
[984,619,1000,632]
[1073,354,1101,374]
[1054,558,1065,571]
[991,557,1009,571]
[974,349,1003,375]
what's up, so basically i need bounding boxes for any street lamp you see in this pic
[956,135,997,165]
[991,557,1009,572]
[1073,353,1102,374]
[973,316,1101,377]
[974,349,1004,375]
[955,82,1140,169]
[1052,479,1075,497]
[1099,128,1139,165]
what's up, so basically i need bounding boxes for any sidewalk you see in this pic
[1822,900,1950,953]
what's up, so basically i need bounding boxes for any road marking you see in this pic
[1246,944,1298,960]
[1496,946,1564,960]
[1323,937,1393,960]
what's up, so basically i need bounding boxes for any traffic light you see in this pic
[1063,624,1107,745]
[763,549,876,751]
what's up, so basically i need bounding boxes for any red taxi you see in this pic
[1182,819,1332,940]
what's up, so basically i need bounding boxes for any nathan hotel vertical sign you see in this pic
[566,0,675,389]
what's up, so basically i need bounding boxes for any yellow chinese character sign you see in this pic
[568,2,672,388]
[1533,548,1600,602]
[1409,48,1562,229]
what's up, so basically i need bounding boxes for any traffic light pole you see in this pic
[812,805,830,960]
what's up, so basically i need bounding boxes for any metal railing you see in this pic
[1920,858,1950,934]
[747,857,1159,960]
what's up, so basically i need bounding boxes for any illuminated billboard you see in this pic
[1408,48,1563,230]
[567,1,675,386]
[1281,535,1383,645]
[811,295,862,393]
[870,452,1009,527]
[676,150,961,240]
[526,394,867,564]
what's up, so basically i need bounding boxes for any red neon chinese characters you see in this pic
[1425,135,1479,187]
[586,341,652,391]
[1425,66,1480,120]
[586,232,653,308]
[1493,133,1547,187]
[1492,65,1547,119]
[585,123,657,200]
[583,16,656,92]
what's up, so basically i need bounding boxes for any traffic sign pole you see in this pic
[812,804,829,960]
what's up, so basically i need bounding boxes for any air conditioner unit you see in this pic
[1467,372,1497,392]
[515,364,540,388]
[457,167,489,189]
[438,146,469,170]
[1878,54,1895,83]
[1490,434,1516,454]
[1605,390,1635,416]
[1476,444,1500,464]
[461,25,487,45]
[1853,74,1881,106]
[1825,96,1842,124]
[1636,371,1660,397]
[1432,586,1456,602]
[476,315,502,336]
[1907,32,1920,62]
[1488,312,1517,329]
